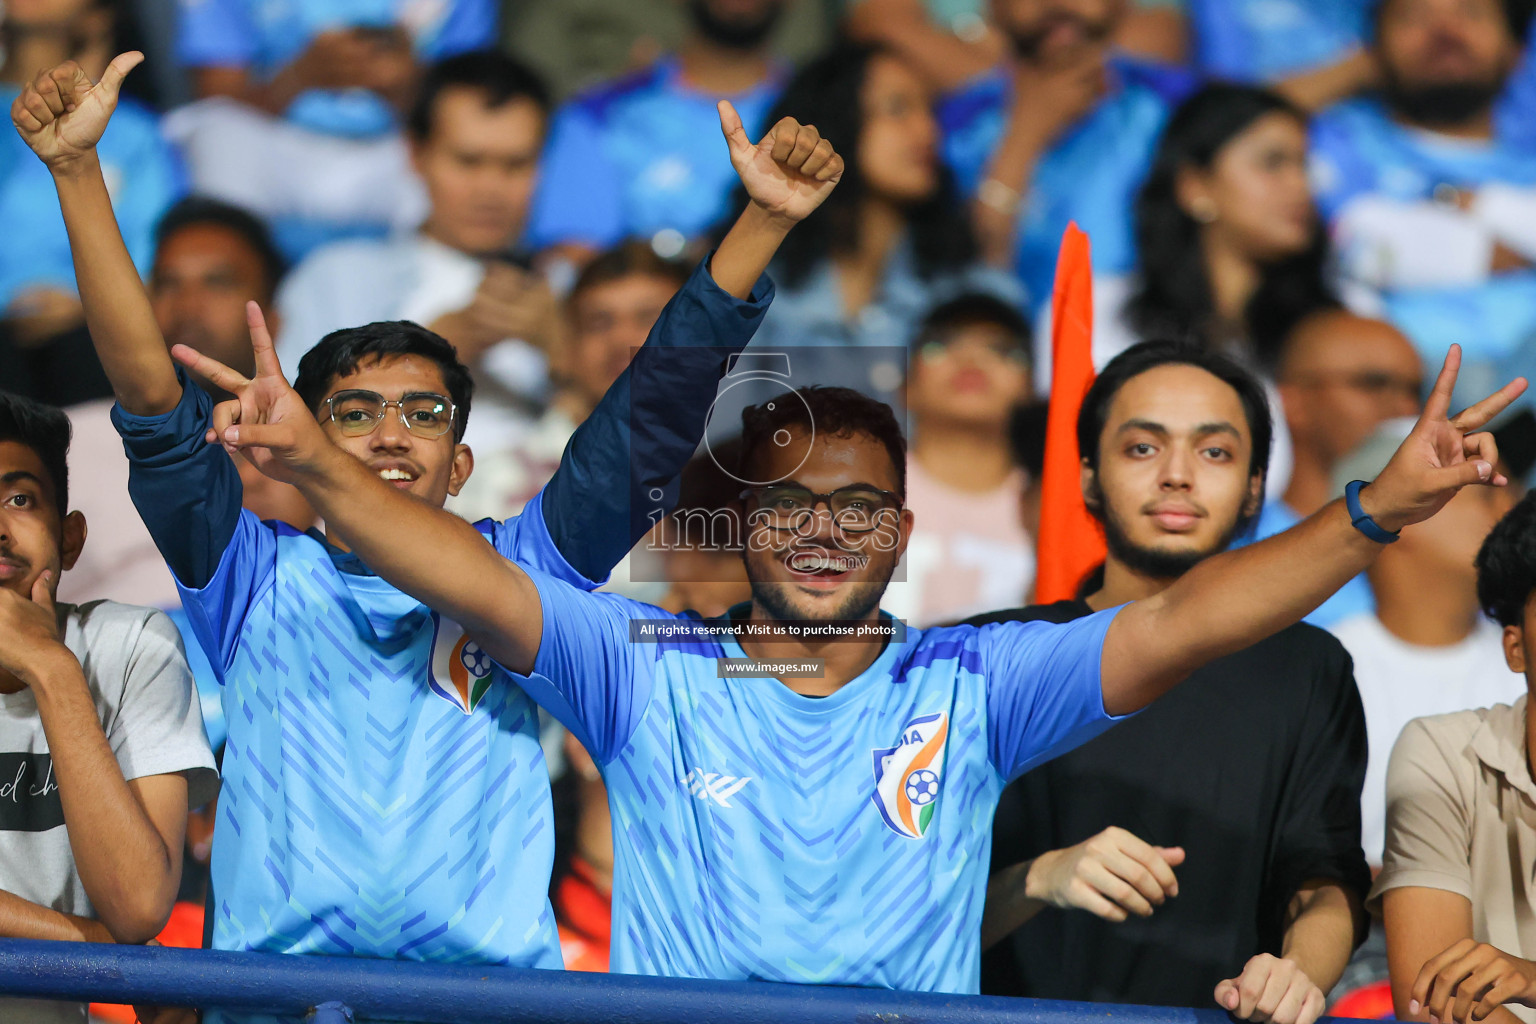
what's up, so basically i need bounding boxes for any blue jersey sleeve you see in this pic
[539,252,773,584]
[526,104,626,250]
[425,0,497,56]
[110,373,244,589]
[507,568,654,764]
[177,0,259,66]
[484,489,603,590]
[981,605,1126,782]
[175,510,278,684]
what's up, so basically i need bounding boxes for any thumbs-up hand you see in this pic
[11,51,144,172]
[718,99,844,224]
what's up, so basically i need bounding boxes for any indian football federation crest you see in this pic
[428,615,494,715]
[870,711,949,840]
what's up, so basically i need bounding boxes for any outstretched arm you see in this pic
[1100,347,1525,715]
[11,53,179,415]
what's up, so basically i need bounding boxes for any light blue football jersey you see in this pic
[1310,98,1536,384]
[939,56,1196,311]
[1187,0,1372,83]
[178,490,583,972]
[527,56,784,251]
[512,570,1122,992]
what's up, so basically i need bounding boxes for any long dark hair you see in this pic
[728,42,976,288]
[1127,83,1335,369]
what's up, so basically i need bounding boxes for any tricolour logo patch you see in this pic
[428,615,494,715]
[870,711,949,839]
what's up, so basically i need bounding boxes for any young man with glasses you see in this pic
[181,283,1521,1000]
[12,50,842,985]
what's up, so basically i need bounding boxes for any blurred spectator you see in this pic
[1094,84,1334,374]
[448,240,689,525]
[940,0,1196,314]
[1184,0,1379,110]
[844,0,1185,94]
[975,341,1368,1022]
[1310,0,1536,407]
[0,390,218,1024]
[1246,310,1423,627]
[0,0,183,405]
[1329,421,1523,867]
[164,0,498,258]
[526,0,789,263]
[1371,490,1536,1024]
[503,0,830,103]
[275,51,555,462]
[884,294,1035,626]
[550,730,612,973]
[743,43,1023,406]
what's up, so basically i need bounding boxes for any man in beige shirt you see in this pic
[1372,489,1536,1024]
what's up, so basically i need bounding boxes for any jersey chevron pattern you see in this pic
[512,569,1122,992]
[179,491,586,971]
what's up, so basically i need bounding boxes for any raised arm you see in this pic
[1100,347,1526,715]
[10,53,180,415]
[538,101,840,580]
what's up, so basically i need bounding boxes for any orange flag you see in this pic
[1034,223,1106,603]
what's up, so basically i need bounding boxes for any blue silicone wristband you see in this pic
[1345,479,1400,544]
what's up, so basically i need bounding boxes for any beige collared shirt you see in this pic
[1370,696,1536,1023]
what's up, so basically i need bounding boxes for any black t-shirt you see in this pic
[972,600,1371,1006]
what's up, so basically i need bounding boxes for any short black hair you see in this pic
[1077,340,1274,482]
[293,322,475,442]
[1476,490,1536,627]
[154,196,288,301]
[0,391,71,512]
[407,49,552,142]
[569,240,690,311]
[913,292,1032,366]
[1371,0,1528,41]
[1009,401,1049,479]
[738,386,908,498]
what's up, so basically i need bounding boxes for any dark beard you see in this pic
[1099,503,1249,582]
[688,0,782,50]
[1385,79,1502,128]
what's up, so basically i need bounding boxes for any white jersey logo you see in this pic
[681,768,752,808]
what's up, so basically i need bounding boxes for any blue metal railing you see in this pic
[0,940,1356,1023]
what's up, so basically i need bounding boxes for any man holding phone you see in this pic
[275,49,560,458]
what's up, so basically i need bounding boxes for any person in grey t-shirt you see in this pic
[0,391,218,1023]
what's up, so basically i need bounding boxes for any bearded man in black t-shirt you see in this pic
[975,341,1371,1024]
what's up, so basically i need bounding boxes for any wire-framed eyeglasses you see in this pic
[739,484,903,534]
[321,390,457,439]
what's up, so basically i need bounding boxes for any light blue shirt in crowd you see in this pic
[512,570,1123,990]
[939,56,1197,312]
[1310,98,1536,391]
[1186,0,1372,82]
[176,0,497,138]
[0,89,184,313]
[527,55,784,251]
[1238,500,1374,629]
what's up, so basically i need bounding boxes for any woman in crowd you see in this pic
[1116,82,1336,370]
[736,41,1022,405]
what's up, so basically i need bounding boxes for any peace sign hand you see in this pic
[1360,345,1528,533]
[11,52,143,172]
[718,100,844,224]
[171,303,331,485]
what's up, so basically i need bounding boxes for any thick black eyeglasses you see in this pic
[739,484,903,534]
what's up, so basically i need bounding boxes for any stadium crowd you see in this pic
[5,1,1536,1023]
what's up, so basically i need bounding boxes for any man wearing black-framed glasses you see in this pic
[18,49,845,994]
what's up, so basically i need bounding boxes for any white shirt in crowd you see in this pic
[0,601,217,1024]
[1331,612,1523,865]
[275,232,547,456]
[881,460,1035,628]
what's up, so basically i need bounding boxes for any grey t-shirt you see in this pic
[0,600,219,1023]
